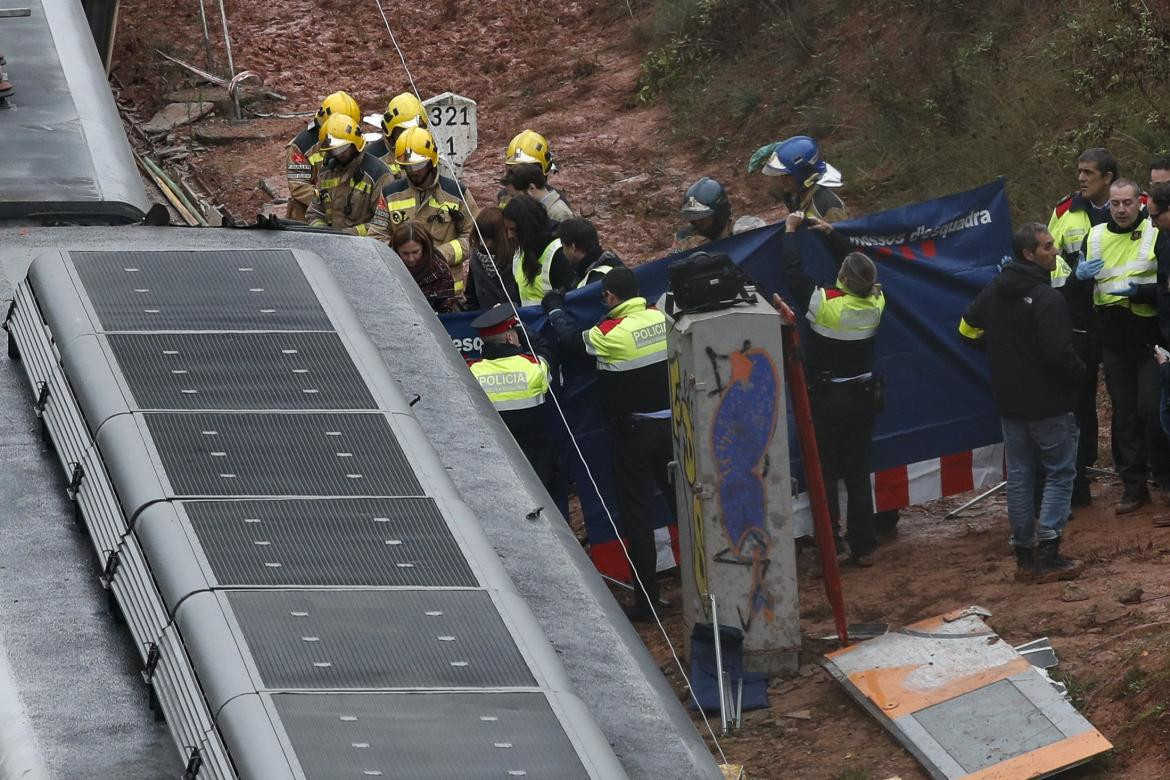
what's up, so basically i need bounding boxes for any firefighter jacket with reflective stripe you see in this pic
[371,172,477,292]
[1087,218,1159,316]
[469,353,549,411]
[305,152,392,237]
[514,238,563,305]
[540,189,575,223]
[284,126,324,221]
[787,185,849,224]
[364,136,407,182]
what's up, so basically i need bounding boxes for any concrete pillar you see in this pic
[668,296,800,674]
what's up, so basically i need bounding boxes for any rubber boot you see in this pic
[1034,538,1083,583]
[1014,546,1039,582]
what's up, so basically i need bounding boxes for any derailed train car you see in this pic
[0,2,722,778]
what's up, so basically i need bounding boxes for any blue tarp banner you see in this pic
[441,179,1010,573]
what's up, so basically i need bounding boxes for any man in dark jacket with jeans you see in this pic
[960,222,1086,582]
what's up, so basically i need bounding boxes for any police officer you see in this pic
[372,126,477,294]
[284,91,361,221]
[305,114,393,237]
[543,268,674,620]
[1048,148,1118,505]
[750,135,849,223]
[673,177,733,251]
[1072,178,1170,514]
[556,217,625,289]
[782,211,885,565]
[467,305,556,492]
[364,92,429,179]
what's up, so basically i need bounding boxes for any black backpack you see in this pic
[667,251,756,315]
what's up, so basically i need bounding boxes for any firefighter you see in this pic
[372,126,476,294]
[467,305,556,492]
[284,91,361,221]
[304,113,392,237]
[542,268,674,621]
[500,129,572,219]
[749,135,849,223]
[364,91,429,179]
[781,211,885,566]
[1071,178,1170,514]
[1047,148,1118,505]
[672,177,733,251]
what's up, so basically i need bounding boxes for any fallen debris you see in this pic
[782,710,812,720]
[141,101,214,134]
[1114,582,1143,605]
[823,608,1112,779]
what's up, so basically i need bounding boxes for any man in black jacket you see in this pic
[960,222,1085,582]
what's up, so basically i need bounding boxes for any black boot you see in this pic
[1071,476,1091,507]
[1034,538,1083,583]
[1014,546,1039,582]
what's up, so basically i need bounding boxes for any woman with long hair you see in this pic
[390,221,458,313]
[501,194,573,306]
[464,206,521,311]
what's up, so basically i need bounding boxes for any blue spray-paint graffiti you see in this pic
[709,343,779,629]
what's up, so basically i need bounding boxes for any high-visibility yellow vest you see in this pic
[1087,219,1159,316]
[514,238,562,306]
[1048,200,1093,259]
[469,354,550,411]
[584,297,668,371]
[806,283,885,341]
[1050,255,1071,288]
[575,264,616,289]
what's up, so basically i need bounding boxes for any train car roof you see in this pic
[0,0,150,225]
[0,225,724,780]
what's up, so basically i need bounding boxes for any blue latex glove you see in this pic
[1112,281,1141,298]
[1075,258,1104,280]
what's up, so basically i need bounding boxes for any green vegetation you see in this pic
[636,0,1170,220]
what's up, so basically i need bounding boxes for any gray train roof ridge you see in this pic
[0,0,149,225]
[0,227,724,779]
[7,243,629,778]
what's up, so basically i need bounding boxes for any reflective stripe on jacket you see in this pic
[469,354,549,411]
[584,297,668,372]
[1088,219,1159,316]
[806,284,885,341]
[514,239,563,306]
[284,127,324,221]
[1050,255,1071,289]
[305,152,392,236]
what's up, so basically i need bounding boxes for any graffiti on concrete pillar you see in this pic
[708,340,780,631]
[669,355,709,614]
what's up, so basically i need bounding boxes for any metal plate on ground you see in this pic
[142,412,423,497]
[224,590,536,690]
[270,691,591,780]
[106,333,376,410]
[68,250,331,331]
[183,499,477,587]
[824,608,1112,779]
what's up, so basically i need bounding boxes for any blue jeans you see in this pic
[1001,413,1079,548]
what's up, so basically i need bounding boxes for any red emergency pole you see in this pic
[773,294,849,647]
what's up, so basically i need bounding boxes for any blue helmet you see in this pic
[763,135,826,187]
[680,177,730,226]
